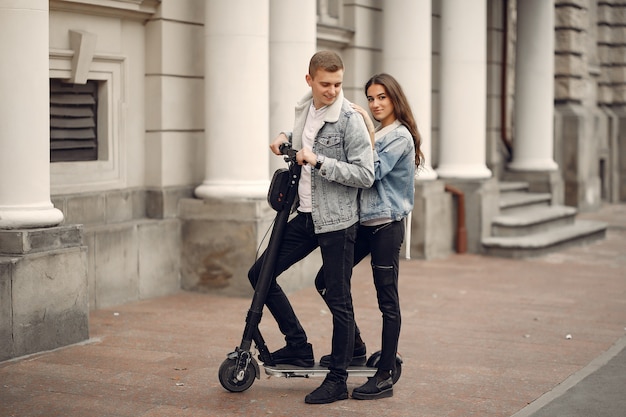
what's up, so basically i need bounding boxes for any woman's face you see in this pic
[366,83,395,127]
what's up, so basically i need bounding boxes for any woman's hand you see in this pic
[351,103,376,149]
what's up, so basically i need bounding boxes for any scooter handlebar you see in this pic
[279,142,298,162]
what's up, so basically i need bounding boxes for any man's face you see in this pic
[306,68,344,109]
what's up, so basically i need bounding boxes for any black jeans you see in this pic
[248,212,358,382]
[315,220,404,372]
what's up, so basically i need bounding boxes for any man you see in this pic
[248,50,374,404]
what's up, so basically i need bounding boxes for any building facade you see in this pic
[0,0,622,360]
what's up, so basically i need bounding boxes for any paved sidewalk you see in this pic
[1,204,625,417]
[512,336,626,417]
[512,204,626,417]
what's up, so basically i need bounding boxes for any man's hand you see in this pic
[270,133,289,155]
[297,147,317,166]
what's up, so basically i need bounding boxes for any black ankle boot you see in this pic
[270,343,314,367]
[304,376,348,404]
[352,370,393,400]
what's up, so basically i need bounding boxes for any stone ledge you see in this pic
[0,225,84,256]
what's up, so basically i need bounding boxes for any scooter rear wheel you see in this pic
[218,357,257,392]
[365,351,403,384]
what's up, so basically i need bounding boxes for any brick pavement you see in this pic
[1,204,625,417]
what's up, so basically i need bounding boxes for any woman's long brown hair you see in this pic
[365,73,424,167]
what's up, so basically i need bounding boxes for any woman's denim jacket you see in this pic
[285,90,374,234]
[360,123,415,224]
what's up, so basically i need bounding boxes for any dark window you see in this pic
[50,79,98,162]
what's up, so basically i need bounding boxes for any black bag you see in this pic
[267,168,292,211]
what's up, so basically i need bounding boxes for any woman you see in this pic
[315,73,424,400]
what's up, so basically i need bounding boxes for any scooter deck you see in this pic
[263,363,376,378]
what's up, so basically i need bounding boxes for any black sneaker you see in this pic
[352,375,393,400]
[319,343,367,367]
[270,343,314,368]
[304,376,348,404]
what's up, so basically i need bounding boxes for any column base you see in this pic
[1,225,88,361]
[0,224,83,255]
[416,165,438,180]
[436,164,492,179]
[178,197,320,297]
[439,177,500,253]
[554,103,603,210]
[409,179,454,259]
[507,159,558,171]
[0,205,64,230]
[611,107,626,201]
[194,180,270,200]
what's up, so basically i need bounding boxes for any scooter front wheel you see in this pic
[218,357,257,392]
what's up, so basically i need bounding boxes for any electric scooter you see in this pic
[218,143,403,393]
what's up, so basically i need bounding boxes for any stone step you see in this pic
[498,181,529,193]
[482,219,607,258]
[499,191,552,213]
[491,205,578,237]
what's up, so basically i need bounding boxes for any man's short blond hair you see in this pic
[308,51,344,77]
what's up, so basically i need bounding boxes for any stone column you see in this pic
[509,0,558,171]
[195,0,270,199]
[383,0,436,181]
[436,0,491,179]
[0,2,87,361]
[269,0,316,173]
[383,0,452,260]
[436,0,498,255]
[0,1,64,229]
[181,0,320,296]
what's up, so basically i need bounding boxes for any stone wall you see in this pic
[595,1,626,200]
[52,188,185,309]
[554,0,604,210]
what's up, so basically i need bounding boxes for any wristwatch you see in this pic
[315,154,325,170]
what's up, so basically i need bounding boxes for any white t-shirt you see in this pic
[298,102,328,213]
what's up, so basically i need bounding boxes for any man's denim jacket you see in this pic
[286,90,374,234]
[360,123,415,224]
